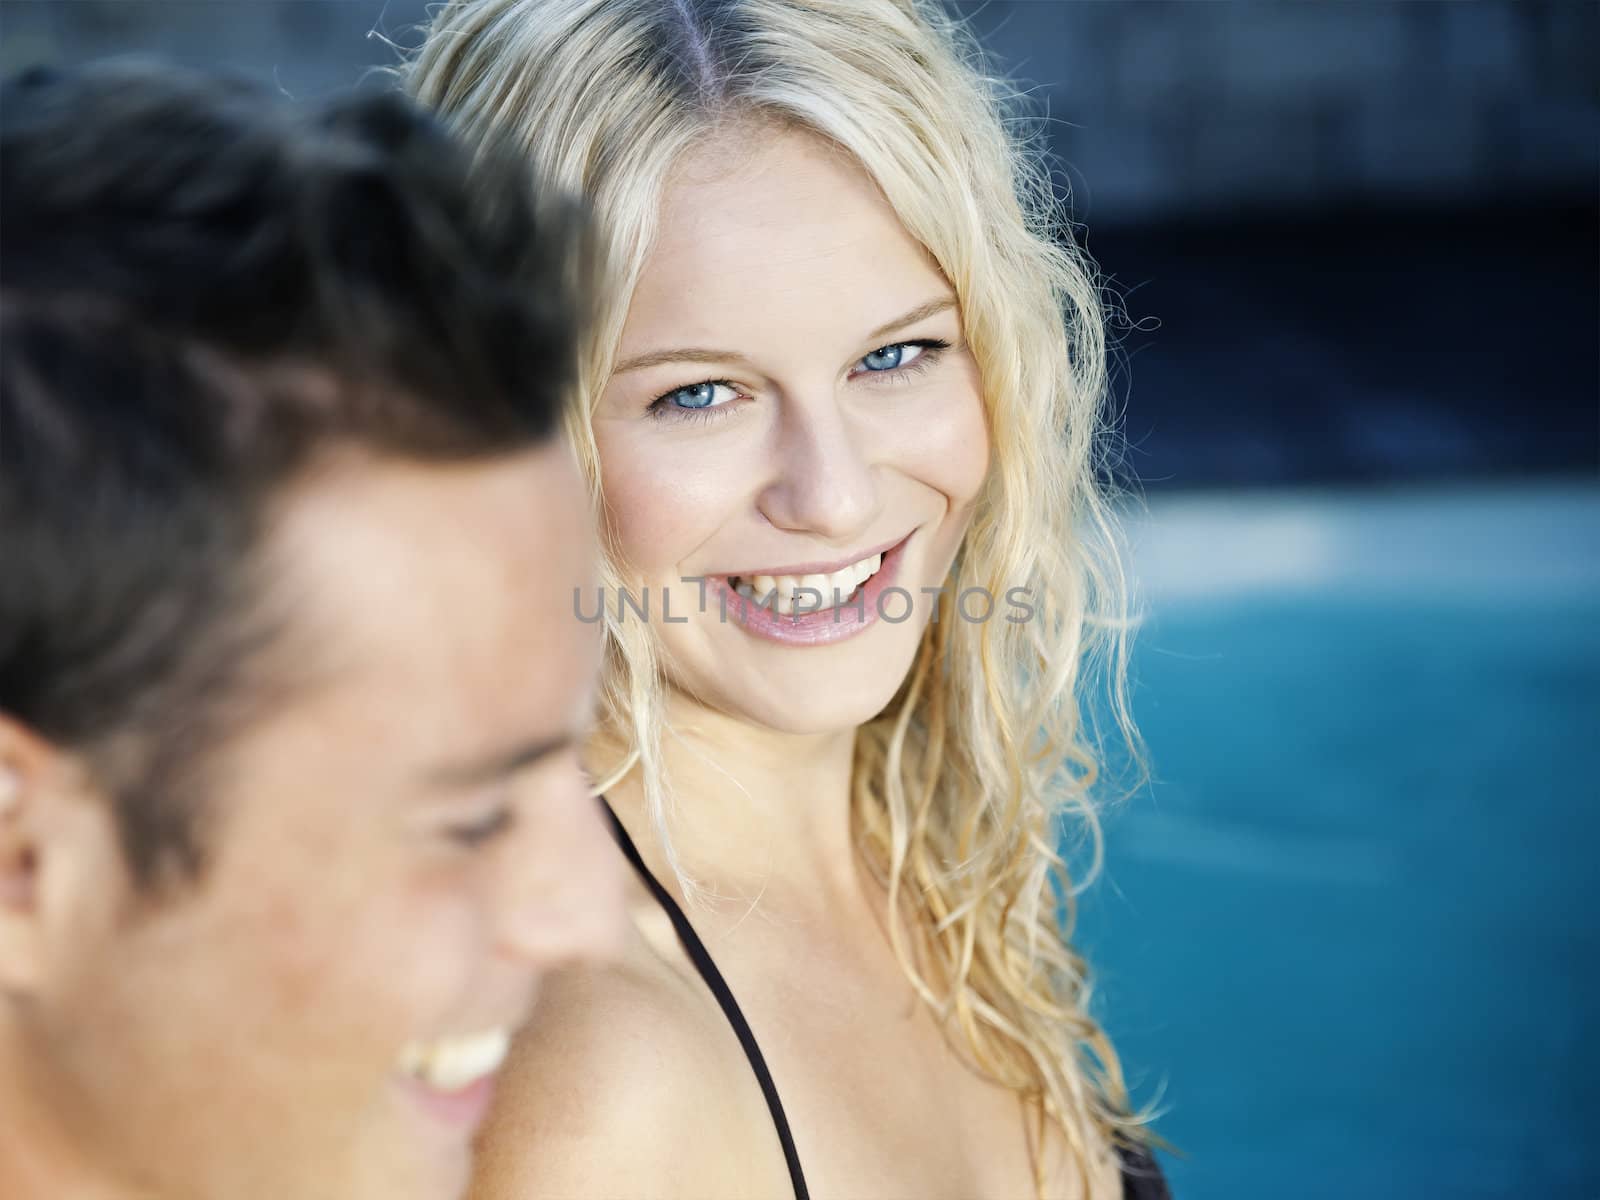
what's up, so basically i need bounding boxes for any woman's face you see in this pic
[593,125,990,734]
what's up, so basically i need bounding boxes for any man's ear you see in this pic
[0,715,109,995]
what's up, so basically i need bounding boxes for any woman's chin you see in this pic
[752,696,900,737]
[660,612,932,736]
[692,669,911,737]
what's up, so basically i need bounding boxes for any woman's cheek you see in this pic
[894,377,991,511]
[594,421,740,575]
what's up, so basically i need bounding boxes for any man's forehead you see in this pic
[258,447,597,731]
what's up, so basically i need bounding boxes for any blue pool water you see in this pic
[1079,482,1600,1199]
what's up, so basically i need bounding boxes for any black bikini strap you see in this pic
[598,796,811,1200]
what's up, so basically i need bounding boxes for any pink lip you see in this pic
[708,533,913,647]
[401,1071,499,1134]
[712,532,910,582]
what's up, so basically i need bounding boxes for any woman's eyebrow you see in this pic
[613,346,752,374]
[864,296,957,343]
[611,297,959,376]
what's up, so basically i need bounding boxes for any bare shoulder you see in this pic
[467,959,694,1198]
[1030,1113,1140,1200]
[468,944,779,1199]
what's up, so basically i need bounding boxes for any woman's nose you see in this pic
[755,390,881,540]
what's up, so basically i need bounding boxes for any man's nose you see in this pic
[490,778,628,970]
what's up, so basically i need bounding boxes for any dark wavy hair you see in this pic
[0,60,593,890]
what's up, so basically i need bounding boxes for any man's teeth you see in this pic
[397,1028,511,1092]
[731,552,884,615]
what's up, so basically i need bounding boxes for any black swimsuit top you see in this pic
[599,798,1170,1200]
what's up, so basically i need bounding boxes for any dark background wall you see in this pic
[3,0,1594,491]
[957,1,1598,490]
[966,1,1594,224]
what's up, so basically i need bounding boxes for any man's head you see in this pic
[0,63,623,1199]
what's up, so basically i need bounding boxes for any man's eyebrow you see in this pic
[609,297,959,376]
[426,732,576,789]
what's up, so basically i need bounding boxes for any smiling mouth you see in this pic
[726,547,891,616]
[396,1027,511,1093]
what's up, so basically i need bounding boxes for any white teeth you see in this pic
[798,574,828,613]
[398,1028,511,1092]
[732,552,886,615]
[771,577,799,615]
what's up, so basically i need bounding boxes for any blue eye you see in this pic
[862,344,908,370]
[665,381,737,410]
[859,340,946,374]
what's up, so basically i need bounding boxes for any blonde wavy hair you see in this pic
[402,0,1160,1190]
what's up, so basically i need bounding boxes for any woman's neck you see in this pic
[595,693,868,919]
